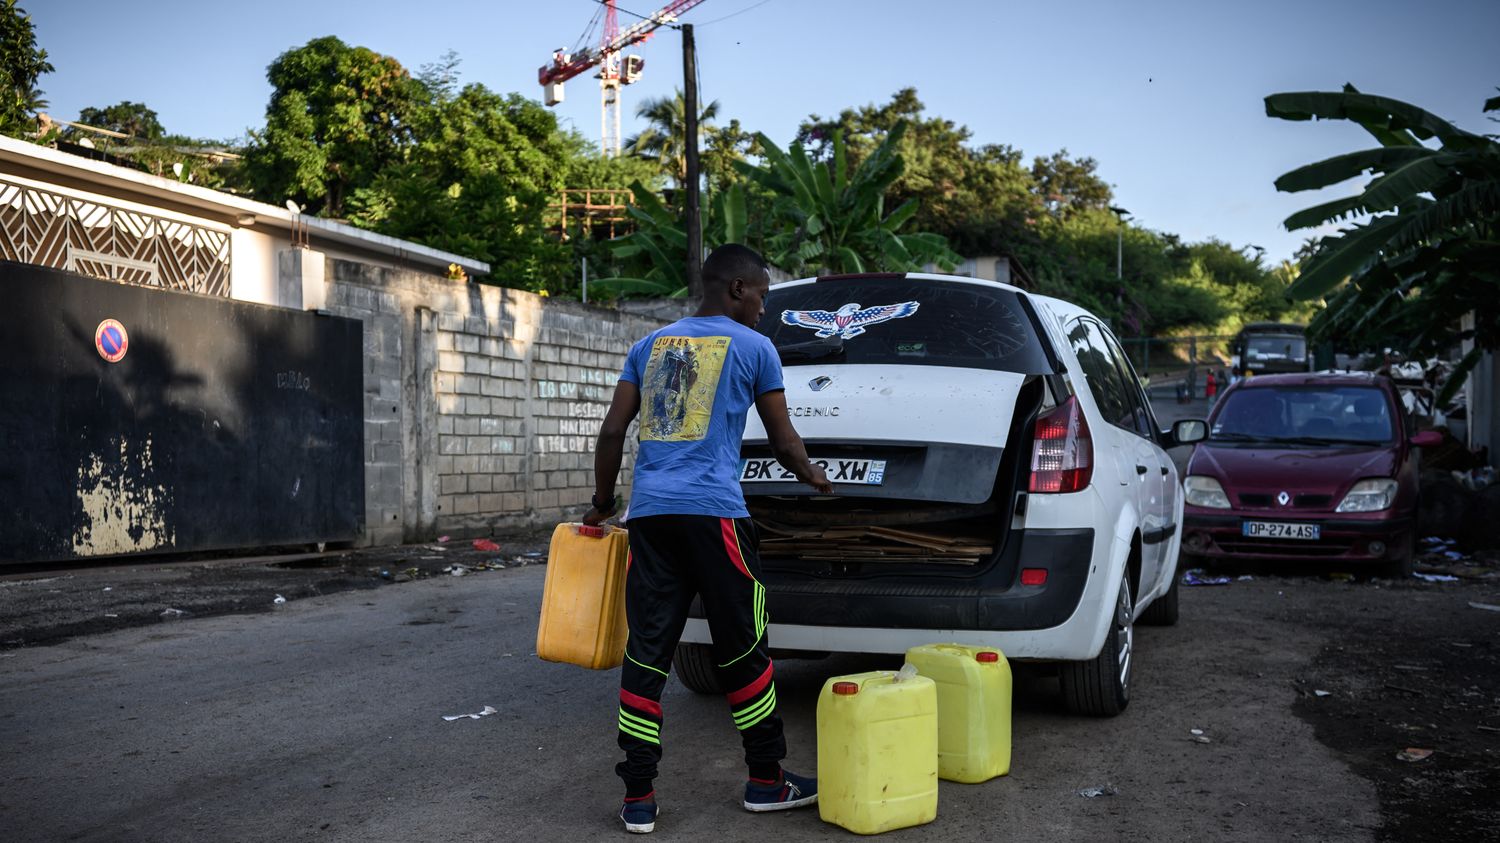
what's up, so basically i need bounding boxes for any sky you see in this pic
[26,0,1500,265]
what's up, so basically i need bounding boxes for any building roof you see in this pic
[0,135,490,276]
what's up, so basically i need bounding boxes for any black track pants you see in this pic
[615,514,785,794]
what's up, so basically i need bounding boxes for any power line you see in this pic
[696,0,774,26]
[594,0,676,29]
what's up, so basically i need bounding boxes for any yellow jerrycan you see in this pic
[535,523,630,669]
[816,667,938,835]
[905,643,1012,783]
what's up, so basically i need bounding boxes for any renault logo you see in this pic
[809,375,833,392]
[1277,491,1291,506]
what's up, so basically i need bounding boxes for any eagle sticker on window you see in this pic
[781,301,919,340]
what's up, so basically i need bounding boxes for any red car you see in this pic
[1181,372,1440,576]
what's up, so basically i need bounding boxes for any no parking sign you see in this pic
[95,319,129,363]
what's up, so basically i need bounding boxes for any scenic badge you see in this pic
[781,301,919,340]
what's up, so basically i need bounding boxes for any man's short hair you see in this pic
[702,244,769,289]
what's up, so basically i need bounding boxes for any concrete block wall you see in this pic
[324,258,667,544]
[322,269,407,546]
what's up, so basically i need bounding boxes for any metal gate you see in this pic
[0,262,364,563]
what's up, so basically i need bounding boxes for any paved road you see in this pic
[1,561,1380,842]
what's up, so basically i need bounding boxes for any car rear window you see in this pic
[1212,385,1395,444]
[759,278,1053,374]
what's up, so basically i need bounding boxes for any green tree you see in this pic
[0,0,50,136]
[1267,85,1500,398]
[76,101,164,139]
[244,36,425,217]
[590,180,750,298]
[1031,149,1113,215]
[735,124,959,276]
[623,90,721,190]
[345,83,577,289]
[796,88,1040,255]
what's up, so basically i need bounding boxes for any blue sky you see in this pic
[27,0,1500,265]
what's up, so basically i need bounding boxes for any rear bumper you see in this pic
[683,527,1099,657]
[1181,512,1414,563]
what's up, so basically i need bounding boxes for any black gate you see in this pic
[0,262,364,563]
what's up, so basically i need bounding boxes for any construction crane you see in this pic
[538,0,707,157]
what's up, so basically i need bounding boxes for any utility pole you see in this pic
[682,23,703,299]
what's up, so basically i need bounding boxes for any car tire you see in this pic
[1140,567,1180,626]
[673,642,723,695]
[1060,569,1133,717]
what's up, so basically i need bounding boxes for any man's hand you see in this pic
[754,389,836,496]
[582,505,614,527]
[801,462,833,494]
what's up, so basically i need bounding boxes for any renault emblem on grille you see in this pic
[808,375,833,392]
[1277,491,1291,506]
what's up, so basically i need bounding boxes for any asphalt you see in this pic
[1,558,1418,843]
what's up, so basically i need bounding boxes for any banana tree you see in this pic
[733,123,959,276]
[1267,86,1500,399]
[589,180,748,298]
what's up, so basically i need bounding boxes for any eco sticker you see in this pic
[781,301,919,340]
[95,319,129,363]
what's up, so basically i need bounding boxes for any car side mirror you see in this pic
[1410,430,1443,448]
[1169,419,1208,447]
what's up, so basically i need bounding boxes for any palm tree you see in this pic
[623,90,719,188]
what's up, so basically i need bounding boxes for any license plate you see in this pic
[1241,521,1321,540]
[739,457,887,485]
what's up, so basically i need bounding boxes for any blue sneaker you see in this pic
[743,770,817,812]
[619,795,658,834]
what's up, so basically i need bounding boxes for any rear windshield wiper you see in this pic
[777,337,845,364]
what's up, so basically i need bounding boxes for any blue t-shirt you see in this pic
[620,315,784,519]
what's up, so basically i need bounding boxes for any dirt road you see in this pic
[3,547,1496,841]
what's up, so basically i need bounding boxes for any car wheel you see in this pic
[673,642,723,695]
[1060,569,1133,717]
[1140,567,1180,626]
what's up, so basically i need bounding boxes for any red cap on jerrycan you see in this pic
[832,681,860,695]
[976,651,1001,663]
[577,524,607,538]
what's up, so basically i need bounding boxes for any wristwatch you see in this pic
[591,492,617,513]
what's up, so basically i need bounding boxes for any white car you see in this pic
[675,273,1205,716]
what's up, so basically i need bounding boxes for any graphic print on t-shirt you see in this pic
[640,335,730,441]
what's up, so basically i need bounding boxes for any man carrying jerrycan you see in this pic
[584,244,834,834]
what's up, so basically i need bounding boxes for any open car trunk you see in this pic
[742,375,1047,571]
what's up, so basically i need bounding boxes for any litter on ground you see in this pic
[1396,748,1434,762]
[1077,785,1118,798]
[1468,602,1500,613]
[1183,569,1232,586]
[443,705,498,722]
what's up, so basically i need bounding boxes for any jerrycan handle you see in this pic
[576,524,609,539]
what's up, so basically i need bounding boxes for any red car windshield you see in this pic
[1211,386,1394,445]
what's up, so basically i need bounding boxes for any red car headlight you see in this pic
[1185,475,1231,509]
[1335,478,1398,513]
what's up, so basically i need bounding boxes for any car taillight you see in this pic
[1029,396,1093,493]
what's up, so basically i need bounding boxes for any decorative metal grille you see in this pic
[0,175,231,296]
